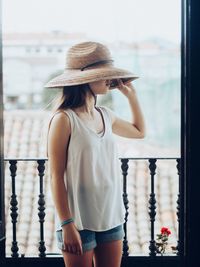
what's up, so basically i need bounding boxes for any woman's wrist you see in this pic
[60,217,74,228]
[126,88,137,100]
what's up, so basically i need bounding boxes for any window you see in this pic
[1,0,187,261]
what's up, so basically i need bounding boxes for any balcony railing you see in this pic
[1,157,182,267]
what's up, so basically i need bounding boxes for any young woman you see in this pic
[45,41,146,267]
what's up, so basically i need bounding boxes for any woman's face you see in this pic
[89,79,111,94]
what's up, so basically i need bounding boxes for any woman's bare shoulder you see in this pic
[47,110,71,157]
[49,109,71,134]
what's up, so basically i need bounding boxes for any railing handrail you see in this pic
[4,157,181,161]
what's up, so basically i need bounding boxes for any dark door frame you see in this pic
[182,0,200,266]
[0,0,5,259]
[0,1,200,266]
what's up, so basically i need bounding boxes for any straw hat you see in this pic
[44,41,139,90]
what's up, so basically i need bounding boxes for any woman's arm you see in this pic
[47,112,72,222]
[47,112,83,255]
[108,79,146,138]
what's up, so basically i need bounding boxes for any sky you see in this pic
[2,0,181,44]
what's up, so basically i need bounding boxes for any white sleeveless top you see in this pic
[53,106,126,231]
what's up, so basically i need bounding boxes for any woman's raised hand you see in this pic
[117,79,136,98]
[62,223,83,255]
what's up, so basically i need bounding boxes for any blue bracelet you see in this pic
[60,218,74,227]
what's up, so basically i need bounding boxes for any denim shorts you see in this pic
[55,224,124,253]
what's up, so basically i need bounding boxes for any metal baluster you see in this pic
[37,160,46,257]
[9,160,19,258]
[148,158,157,256]
[176,158,181,256]
[121,158,129,258]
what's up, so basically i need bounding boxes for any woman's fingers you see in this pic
[78,242,83,255]
[117,79,124,88]
[64,243,83,255]
[72,244,78,254]
[118,78,123,84]
[66,244,72,253]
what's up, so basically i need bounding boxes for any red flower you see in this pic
[161,227,171,236]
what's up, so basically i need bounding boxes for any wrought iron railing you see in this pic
[2,157,182,267]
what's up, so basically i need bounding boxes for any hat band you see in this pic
[80,59,114,71]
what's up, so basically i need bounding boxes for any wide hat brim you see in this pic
[44,65,139,90]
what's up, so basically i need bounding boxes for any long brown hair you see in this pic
[51,83,97,112]
[42,83,97,157]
